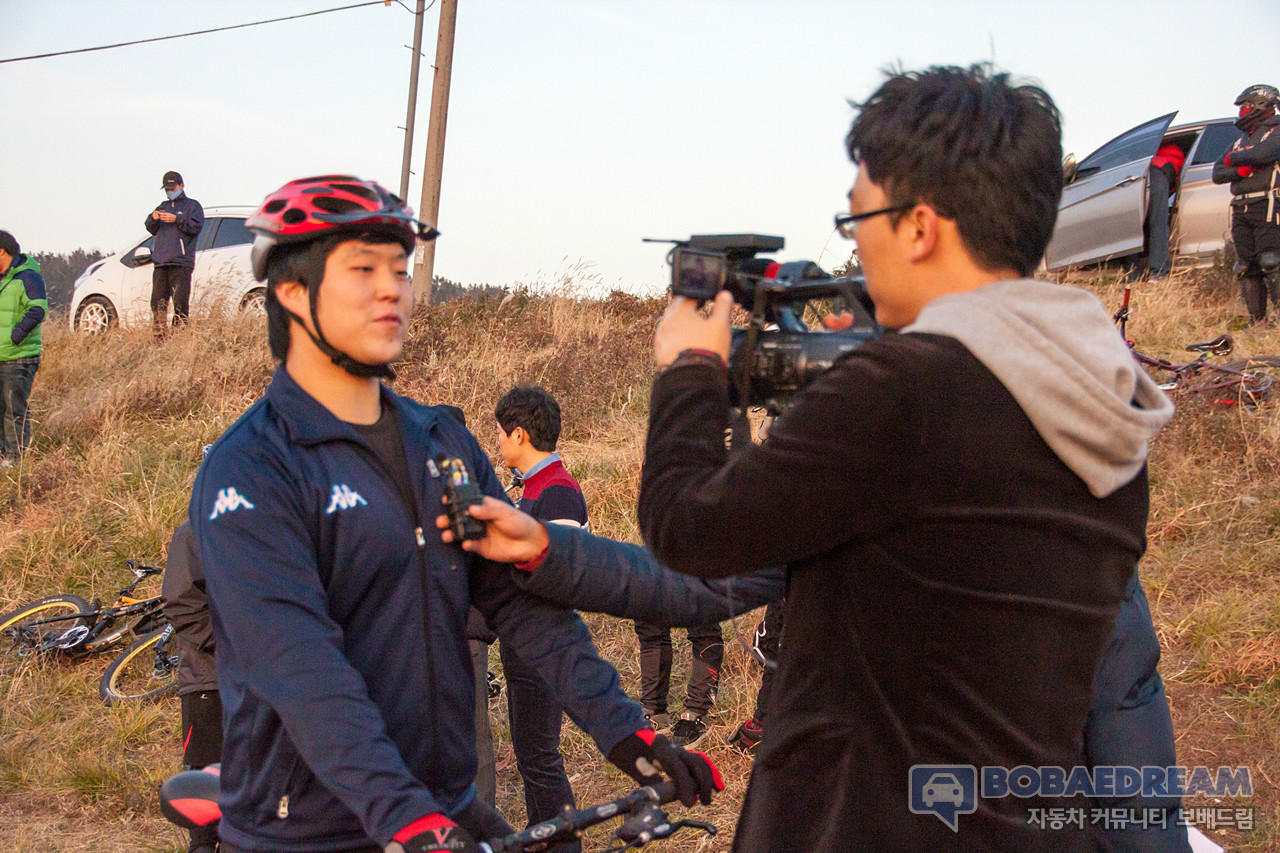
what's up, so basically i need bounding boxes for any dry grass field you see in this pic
[1,266,1277,851]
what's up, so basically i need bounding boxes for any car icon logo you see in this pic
[921,772,965,807]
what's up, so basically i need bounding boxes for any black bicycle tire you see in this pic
[0,595,93,660]
[99,626,180,705]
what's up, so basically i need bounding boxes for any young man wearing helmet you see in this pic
[189,176,719,853]
[1213,84,1280,322]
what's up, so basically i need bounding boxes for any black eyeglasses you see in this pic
[834,204,916,239]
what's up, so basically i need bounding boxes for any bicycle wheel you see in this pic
[0,595,93,661]
[99,625,180,705]
[1221,356,1280,403]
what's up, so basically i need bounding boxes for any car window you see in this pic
[210,217,253,249]
[122,235,156,269]
[1077,114,1176,179]
[1190,123,1243,165]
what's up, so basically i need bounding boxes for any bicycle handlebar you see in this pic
[160,772,715,853]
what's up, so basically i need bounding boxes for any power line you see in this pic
[0,1,418,65]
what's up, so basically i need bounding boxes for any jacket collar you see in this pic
[264,364,441,447]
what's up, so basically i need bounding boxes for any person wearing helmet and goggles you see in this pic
[190,176,720,853]
[1213,84,1280,323]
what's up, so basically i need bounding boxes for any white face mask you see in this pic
[166,189,182,201]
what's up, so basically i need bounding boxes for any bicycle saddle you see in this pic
[1185,334,1233,356]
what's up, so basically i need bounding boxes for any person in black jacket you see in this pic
[144,171,204,335]
[1212,84,1280,322]
[633,65,1174,852]
[160,520,220,853]
[190,175,719,853]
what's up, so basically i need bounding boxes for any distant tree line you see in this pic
[29,249,105,311]
[430,276,508,304]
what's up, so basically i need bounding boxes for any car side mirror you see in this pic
[135,247,153,266]
[1062,154,1079,186]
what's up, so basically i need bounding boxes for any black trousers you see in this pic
[181,690,222,848]
[152,264,194,329]
[1232,200,1280,321]
[750,600,785,723]
[634,620,724,716]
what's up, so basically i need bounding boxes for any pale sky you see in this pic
[2,0,1277,293]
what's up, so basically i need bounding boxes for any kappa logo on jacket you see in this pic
[326,484,368,514]
[208,487,255,520]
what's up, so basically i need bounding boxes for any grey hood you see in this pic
[904,278,1174,498]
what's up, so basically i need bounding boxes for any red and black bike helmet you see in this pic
[1234,84,1279,132]
[246,175,439,379]
[248,175,438,281]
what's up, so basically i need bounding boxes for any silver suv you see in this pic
[1045,113,1242,272]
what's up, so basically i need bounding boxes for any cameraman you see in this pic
[636,65,1174,851]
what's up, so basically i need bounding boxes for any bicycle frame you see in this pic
[1112,287,1272,402]
[4,561,165,654]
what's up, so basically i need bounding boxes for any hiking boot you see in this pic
[725,716,763,753]
[644,711,671,732]
[669,712,708,748]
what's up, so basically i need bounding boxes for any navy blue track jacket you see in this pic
[190,367,645,852]
[144,193,204,268]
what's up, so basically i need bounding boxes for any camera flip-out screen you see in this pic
[671,247,728,302]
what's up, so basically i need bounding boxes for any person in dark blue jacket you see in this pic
[144,170,204,335]
[189,175,720,853]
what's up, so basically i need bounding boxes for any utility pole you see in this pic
[412,0,458,307]
[397,0,426,201]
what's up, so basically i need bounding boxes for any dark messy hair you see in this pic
[263,228,405,361]
[495,386,562,452]
[845,64,1063,277]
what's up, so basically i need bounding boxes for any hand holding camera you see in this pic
[654,292,734,368]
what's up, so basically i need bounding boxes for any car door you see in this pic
[1045,112,1178,269]
[117,235,158,327]
[1174,121,1242,260]
[191,216,255,316]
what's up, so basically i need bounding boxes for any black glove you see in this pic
[607,729,724,807]
[385,814,480,853]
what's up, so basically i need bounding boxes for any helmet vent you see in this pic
[263,200,287,214]
[313,196,365,215]
[281,208,308,225]
[333,182,379,201]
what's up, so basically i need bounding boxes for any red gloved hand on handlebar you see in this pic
[385,814,480,853]
[607,729,725,807]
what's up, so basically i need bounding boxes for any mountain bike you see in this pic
[0,559,179,704]
[1113,287,1280,404]
[161,767,718,852]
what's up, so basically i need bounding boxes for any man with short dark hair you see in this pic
[635,65,1175,851]
[145,170,204,334]
[491,384,586,852]
[0,229,46,469]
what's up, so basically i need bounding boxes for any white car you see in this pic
[1045,114,1242,272]
[69,206,263,332]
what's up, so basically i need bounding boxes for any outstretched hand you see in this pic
[436,496,549,565]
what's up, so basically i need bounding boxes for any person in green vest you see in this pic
[0,230,47,469]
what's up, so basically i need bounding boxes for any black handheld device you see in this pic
[437,454,487,541]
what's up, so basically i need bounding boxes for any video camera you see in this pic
[649,234,881,413]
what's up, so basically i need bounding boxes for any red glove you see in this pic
[1238,166,1255,178]
[386,814,479,853]
[607,729,725,806]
